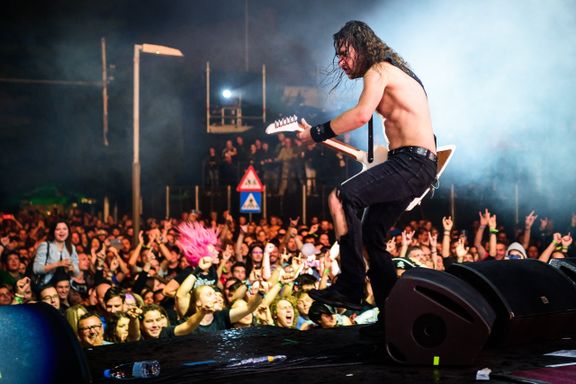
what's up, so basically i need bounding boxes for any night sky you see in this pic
[1,0,575,225]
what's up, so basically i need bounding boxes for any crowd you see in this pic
[203,134,356,197]
[0,203,574,348]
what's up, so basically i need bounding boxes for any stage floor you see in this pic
[84,325,576,383]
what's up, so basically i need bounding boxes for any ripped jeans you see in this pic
[335,150,437,312]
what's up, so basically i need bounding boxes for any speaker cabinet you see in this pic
[0,303,92,384]
[549,258,576,285]
[447,260,576,345]
[385,268,496,365]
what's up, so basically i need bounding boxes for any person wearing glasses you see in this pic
[77,312,112,347]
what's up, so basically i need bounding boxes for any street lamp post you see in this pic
[133,43,183,244]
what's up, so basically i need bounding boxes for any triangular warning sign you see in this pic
[236,165,264,192]
[241,193,260,211]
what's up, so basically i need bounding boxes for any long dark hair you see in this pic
[328,20,411,89]
[47,219,73,255]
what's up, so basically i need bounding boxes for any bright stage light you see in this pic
[222,89,233,99]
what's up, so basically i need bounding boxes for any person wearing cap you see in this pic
[391,257,417,277]
[306,301,352,329]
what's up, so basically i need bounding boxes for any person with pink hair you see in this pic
[176,222,220,288]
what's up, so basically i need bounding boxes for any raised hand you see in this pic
[525,210,537,228]
[455,238,470,261]
[488,213,497,231]
[478,209,490,227]
[561,233,573,248]
[442,216,453,232]
[401,230,414,247]
[429,231,438,250]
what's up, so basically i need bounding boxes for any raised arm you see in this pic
[441,216,453,258]
[474,209,489,260]
[175,273,197,319]
[538,233,562,263]
[522,210,537,250]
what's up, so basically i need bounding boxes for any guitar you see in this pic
[265,115,456,211]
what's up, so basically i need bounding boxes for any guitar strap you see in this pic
[368,116,374,163]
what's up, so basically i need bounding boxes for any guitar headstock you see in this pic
[265,115,301,135]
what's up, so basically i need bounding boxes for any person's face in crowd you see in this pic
[78,316,104,346]
[18,261,27,275]
[153,290,165,304]
[121,238,132,253]
[256,231,267,244]
[408,248,426,266]
[224,280,238,304]
[214,291,224,311]
[143,291,154,305]
[141,309,164,339]
[0,286,13,305]
[319,312,337,329]
[115,316,130,342]
[71,232,81,245]
[55,280,71,301]
[296,293,313,316]
[196,286,217,312]
[496,243,507,260]
[250,246,263,263]
[77,252,90,271]
[286,238,298,251]
[90,238,100,250]
[434,254,445,270]
[527,245,539,259]
[232,266,246,281]
[319,234,331,247]
[232,299,253,327]
[54,222,69,243]
[6,253,20,272]
[40,286,60,310]
[275,299,295,328]
[105,296,124,313]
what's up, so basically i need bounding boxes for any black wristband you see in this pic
[310,121,336,143]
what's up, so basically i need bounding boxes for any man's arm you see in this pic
[299,66,388,141]
[173,308,210,337]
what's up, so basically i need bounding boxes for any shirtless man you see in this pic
[298,21,437,333]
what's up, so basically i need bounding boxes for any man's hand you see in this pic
[442,216,453,232]
[525,210,537,229]
[297,118,313,143]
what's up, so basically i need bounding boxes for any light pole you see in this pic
[133,43,183,243]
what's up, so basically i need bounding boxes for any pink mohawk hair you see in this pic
[176,222,220,267]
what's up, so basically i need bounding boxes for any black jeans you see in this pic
[335,150,437,313]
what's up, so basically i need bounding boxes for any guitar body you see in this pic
[265,115,456,211]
